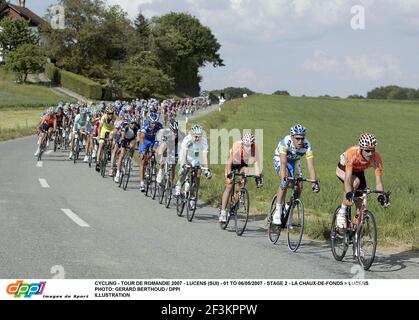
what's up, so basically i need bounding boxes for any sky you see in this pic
[28,0,419,97]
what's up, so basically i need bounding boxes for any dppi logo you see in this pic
[6,280,46,298]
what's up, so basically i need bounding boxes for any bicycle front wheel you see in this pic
[268,195,281,244]
[287,199,304,252]
[164,176,172,208]
[186,178,199,222]
[235,188,250,236]
[356,210,377,271]
[123,159,131,190]
[159,174,166,204]
[330,206,349,261]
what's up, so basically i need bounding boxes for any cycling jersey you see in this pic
[41,115,55,127]
[141,121,163,141]
[274,135,314,162]
[273,135,313,177]
[338,145,383,176]
[230,141,260,165]
[123,124,138,141]
[73,114,93,132]
[100,114,117,131]
[179,134,209,166]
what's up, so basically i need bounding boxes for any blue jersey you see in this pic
[141,121,163,141]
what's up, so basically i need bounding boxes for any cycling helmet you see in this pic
[169,120,179,132]
[358,132,377,150]
[56,106,63,112]
[105,106,114,114]
[242,133,255,146]
[148,112,159,123]
[189,124,203,136]
[47,107,55,115]
[290,124,307,136]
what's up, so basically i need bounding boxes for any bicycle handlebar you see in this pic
[184,164,209,171]
[353,189,391,197]
[286,177,319,184]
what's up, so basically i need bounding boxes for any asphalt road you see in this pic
[0,105,418,279]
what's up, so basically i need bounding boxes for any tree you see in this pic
[5,43,45,82]
[151,12,224,96]
[41,0,133,80]
[116,53,173,98]
[134,12,150,51]
[0,18,37,53]
[273,90,290,96]
[0,1,9,19]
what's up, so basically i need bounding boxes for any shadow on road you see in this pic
[369,249,419,274]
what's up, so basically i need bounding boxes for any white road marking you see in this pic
[45,150,53,155]
[36,161,43,167]
[39,178,50,188]
[61,209,90,228]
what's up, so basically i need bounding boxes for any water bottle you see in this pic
[185,180,190,192]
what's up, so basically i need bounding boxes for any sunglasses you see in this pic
[293,136,305,141]
[363,149,375,154]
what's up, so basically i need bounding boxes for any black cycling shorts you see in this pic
[337,162,366,196]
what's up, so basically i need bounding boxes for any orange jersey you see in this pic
[230,141,260,165]
[339,146,383,176]
[41,114,55,126]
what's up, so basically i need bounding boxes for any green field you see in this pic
[194,95,419,248]
[0,67,73,141]
[0,67,68,108]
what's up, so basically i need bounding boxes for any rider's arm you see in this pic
[344,166,354,194]
[139,132,145,145]
[306,157,317,181]
[280,153,288,181]
[375,175,384,192]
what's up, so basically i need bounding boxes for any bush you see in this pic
[44,63,102,100]
[45,63,60,84]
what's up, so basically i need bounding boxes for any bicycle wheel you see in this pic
[287,199,304,252]
[176,188,185,217]
[186,177,199,222]
[54,135,58,152]
[356,210,377,271]
[73,139,79,164]
[145,163,151,196]
[150,163,158,200]
[164,176,172,208]
[234,188,250,236]
[268,195,281,244]
[330,206,349,261]
[123,158,131,191]
[220,190,233,230]
[159,173,166,204]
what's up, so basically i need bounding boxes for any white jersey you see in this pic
[179,134,209,166]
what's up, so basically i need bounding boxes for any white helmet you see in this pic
[242,133,255,146]
[290,124,307,136]
[359,132,377,150]
[189,125,203,136]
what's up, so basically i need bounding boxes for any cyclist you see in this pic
[335,132,390,228]
[219,133,263,222]
[68,108,92,160]
[272,124,320,225]
[34,107,55,157]
[96,106,117,173]
[156,120,186,186]
[138,112,163,192]
[114,117,140,183]
[175,124,212,196]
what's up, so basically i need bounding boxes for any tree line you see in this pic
[0,0,224,98]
